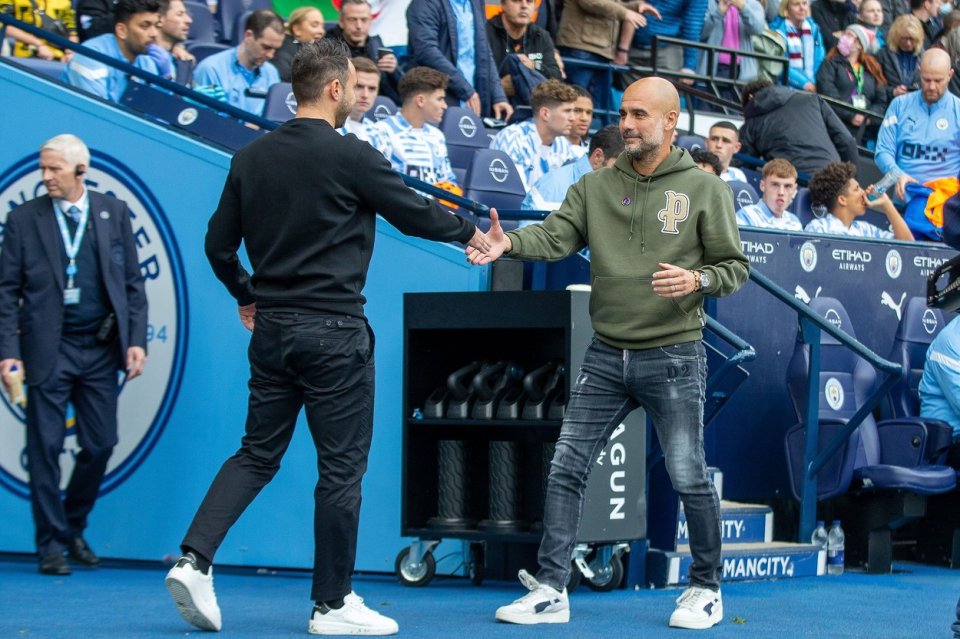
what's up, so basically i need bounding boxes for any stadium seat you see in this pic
[463,149,525,222]
[185,0,218,42]
[726,180,759,211]
[186,41,231,63]
[262,82,296,123]
[216,0,271,44]
[6,57,64,81]
[741,166,762,193]
[791,186,813,227]
[675,134,705,151]
[232,10,253,45]
[887,298,949,421]
[441,106,488,172]
[363,95,398,123]
[784,297,955,571]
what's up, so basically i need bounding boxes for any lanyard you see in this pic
[847,64,864,95]
[54,204,89,288]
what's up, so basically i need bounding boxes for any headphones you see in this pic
[75,166,86,177]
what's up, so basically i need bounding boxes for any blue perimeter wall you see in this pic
[0,64,488,572]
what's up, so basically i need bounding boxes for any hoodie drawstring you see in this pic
[627,175,649,253]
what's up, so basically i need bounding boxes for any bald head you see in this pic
[619,77,681,169]
[623,77,681,114]
[919,48,954,104]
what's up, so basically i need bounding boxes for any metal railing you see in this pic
[748,269,902,542]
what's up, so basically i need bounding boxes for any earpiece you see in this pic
[75,166,86,177]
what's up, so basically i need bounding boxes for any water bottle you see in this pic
[868,171,899,200]
[827,520,845,575]
[811,520,828,551]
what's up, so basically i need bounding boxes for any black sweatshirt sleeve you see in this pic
[353,142,477,244]
[204,167,256,307]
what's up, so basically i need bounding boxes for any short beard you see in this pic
[623,117,665,164]
[334,96,352,128]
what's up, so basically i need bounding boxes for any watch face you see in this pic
[700,271,712,289]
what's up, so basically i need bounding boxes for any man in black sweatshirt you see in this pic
[164,38,485,637]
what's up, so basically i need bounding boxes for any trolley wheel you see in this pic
[468,543,485,585]
[395,547,437,587]
[585,553,623,592]
[566,560,582,593]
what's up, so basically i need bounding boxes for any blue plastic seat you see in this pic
[463,149,525,225]
[216,0,271,44]
[726,180,759,211]
[791,187,813,227]
[186,41,231,64]
[362,95,398,123]
[675,134,705,151]
[262,82,296,122]
[784,297,955,570]
[6,57,65,80]
[888,297,948,418]
[741,167,762,193]
[184,0,218,42]
[440,106,488,172]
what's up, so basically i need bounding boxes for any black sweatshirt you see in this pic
[204,118,476,317]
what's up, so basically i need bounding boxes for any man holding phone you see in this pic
[325,0,403,103]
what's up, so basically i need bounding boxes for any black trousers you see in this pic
[182,311,375,601]
[27,333,120,557]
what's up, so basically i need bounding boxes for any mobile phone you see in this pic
[377,47,394,60]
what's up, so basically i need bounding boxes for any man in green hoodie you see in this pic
[469,77,749,630]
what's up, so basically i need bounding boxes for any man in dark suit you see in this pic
[0,134,148,576]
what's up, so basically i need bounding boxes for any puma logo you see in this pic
[880,291,907,320]
[794,285,821,304]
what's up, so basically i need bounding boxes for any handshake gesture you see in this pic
[465,208,511,265]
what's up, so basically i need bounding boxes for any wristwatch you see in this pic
[699,270,712,291]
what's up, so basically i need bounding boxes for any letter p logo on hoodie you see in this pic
[658,191,690,234]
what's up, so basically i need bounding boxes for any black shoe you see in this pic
[67,537,100,567]
[39,552,71,575]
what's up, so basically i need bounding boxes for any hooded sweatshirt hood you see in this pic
[745,85,794,118]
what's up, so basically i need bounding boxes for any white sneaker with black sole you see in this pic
[165,554,222,632]
[307,591,398,635]
[669,586,723,629]
[495,569,569,625]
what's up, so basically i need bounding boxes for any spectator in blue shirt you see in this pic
[521,124,624,211]
[876,48,960,200]
[62,0,161,102]
[193,9,283,115]
[406,0,513,120]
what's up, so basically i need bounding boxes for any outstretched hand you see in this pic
[465,208,511,265]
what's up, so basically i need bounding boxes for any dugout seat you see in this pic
[262,82,296,123]
[363,95,398,123]
[184,0,218,42]
[441,107,489,172]
[463,149,525,226]
[727,180,759,211]
[784,297,955,571]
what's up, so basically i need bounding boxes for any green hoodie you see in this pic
[505,147,749,350]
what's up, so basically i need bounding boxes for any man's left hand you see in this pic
[679,68,696,86]
[652,262,696,298]
[492,101,514,121]
[126,347,146,381]
[377,53,397,73]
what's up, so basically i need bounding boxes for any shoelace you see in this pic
[344,592,368,611]
[675,588,709,611]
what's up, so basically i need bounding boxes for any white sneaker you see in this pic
[669,586,723,629]
[165,555,222,632]
[495,569,569,625]
[307,591,399,635]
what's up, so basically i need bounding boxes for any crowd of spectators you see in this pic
[6,0,960,241]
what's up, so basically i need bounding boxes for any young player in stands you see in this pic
[805,161,914,238]
[489,79,579,190]
[338,56,379,142]
[735,158,803,230]
[566,85,594,156]
[705,121,747,182]
[691,148,723,176]
[368,66,459,187]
